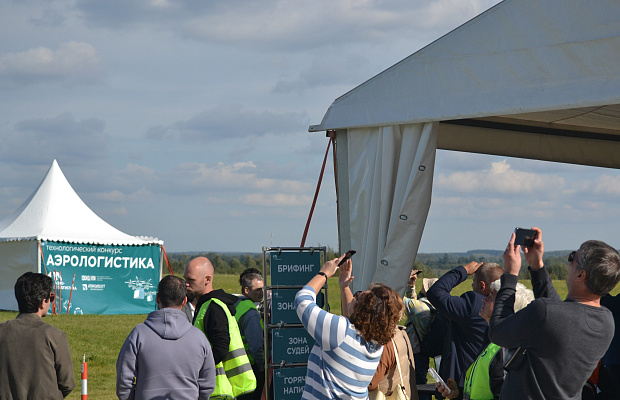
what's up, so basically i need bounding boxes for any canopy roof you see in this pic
[0,160,161,246]
[311,0,620,169]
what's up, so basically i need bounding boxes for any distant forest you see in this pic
[164,247,573,280]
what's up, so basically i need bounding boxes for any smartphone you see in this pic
[428,367,451,395]
[337,250,356,266]
[413,270,422,275]
[514,228,537,247]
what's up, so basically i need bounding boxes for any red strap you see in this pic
[161,245,174,275]
[301,133,334,247]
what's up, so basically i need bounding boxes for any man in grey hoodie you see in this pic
[116,275,216,400]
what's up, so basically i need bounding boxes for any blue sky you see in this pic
[2,0,619,254]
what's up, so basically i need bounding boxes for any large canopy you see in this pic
[310,0,620,293]
[0,160,162,313]
[0,159,160,246]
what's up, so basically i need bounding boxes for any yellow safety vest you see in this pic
[195,298,257,399]
[463,343,501,400]
[234,299,263,365]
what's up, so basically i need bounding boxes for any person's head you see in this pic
[183,257,214,303]
[348,283,404,346]
[568,240,620,297]
[480,279,534,322]
[14,272,54,315]
[157,275,187,309]
[472,262,505,296]
[421,278,438,297]
[239,268,264,303]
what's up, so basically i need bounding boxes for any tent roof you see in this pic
[0,160,161,246]
[310,0,620,169]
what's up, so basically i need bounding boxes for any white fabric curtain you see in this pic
[0,240,39,311]
[341,122,437,295]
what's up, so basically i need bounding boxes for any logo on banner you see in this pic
[125,277,156,302]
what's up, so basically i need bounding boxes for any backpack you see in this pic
[412,307,450,358]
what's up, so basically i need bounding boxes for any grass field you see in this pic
[1,275,618,399]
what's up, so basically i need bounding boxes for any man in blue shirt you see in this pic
[426,261,504,400]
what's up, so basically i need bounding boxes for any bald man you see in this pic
[184,257,256,398]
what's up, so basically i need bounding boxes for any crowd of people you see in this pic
[1,226,620,400]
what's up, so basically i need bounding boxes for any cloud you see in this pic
[273,52,370,93]
[240,193,312,207]
[165,161,312,194]
[0,112,108,165]
[74,0,502,51]
[435,159,565,194]
[590,175,620,196]
[0,42,105,88]
[145,105,308,141]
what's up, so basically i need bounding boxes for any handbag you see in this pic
[368,339,410,400]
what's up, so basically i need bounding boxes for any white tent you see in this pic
[0,160,163,313]
[310,0,620,294]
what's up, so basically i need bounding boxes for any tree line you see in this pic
[164,248,571,280]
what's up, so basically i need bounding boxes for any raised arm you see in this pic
[426,262,482,320]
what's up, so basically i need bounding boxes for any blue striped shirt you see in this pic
[295,285,383,400]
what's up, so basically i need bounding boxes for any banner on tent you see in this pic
[41,241,161,315]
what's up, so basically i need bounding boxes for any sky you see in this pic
[1,0,620,255]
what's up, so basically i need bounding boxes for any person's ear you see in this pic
[181,296,187,308]
[577,270,586,281]
[479,280,487,294]
[156,293,161,308]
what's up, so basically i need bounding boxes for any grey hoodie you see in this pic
[116,308,216,400]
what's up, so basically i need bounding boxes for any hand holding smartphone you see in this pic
[337,250,356,266]
[514,228,537,247]
[428,367,451,395]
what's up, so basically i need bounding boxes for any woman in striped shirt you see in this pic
[295,254,404,400]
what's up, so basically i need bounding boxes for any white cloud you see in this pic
[435,159,565,194]
[165,161,312,195]
[590,175,620,196]
[240,193,312,207]
[0,42,105,88]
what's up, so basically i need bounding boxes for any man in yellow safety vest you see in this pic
[185,257,256,399]
[234,268,265,400]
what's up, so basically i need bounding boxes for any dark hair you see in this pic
[349,283,403,345]
[15,272,53,313]
[579,240,620,296]
[158,275,187,308]
[476,262,504,285]
[240,268,263,291]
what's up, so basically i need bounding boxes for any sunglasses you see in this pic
[353,290,363,300]
[568,251,581,267]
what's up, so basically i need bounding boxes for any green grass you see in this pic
[1,276,618,399]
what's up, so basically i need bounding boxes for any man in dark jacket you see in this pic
[426,261,504,400]
[185,256,242,364]
[0,272,74,399]
[116,275,216,400]
[490,228,620,400]
[185,257,256,398]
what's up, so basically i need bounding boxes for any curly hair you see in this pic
[349,283,403,345]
